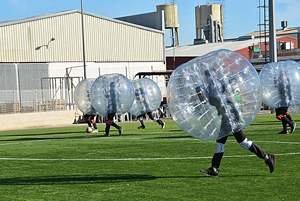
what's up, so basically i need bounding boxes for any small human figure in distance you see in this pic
[158,101,166,118]
[275,107,296,134]
[83,89,98,133]
[199,69,275,177]
[104,82,123,136]
[135,87,165,129]
[137,113,165,129]
[83,114,98,133]
[275,71,296,134]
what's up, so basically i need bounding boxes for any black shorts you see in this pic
[275,107,289,116]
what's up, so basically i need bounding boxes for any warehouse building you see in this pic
[0,9,166,112]
[0,9,166,129]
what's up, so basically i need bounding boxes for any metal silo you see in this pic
[195,4,223,42]
[156,4,180,46]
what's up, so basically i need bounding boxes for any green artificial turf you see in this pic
[0,114,299,200]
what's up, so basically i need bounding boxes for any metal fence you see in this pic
[0,89,70,114]
[0,89,172,122]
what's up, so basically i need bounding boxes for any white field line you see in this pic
[227,140,300,144]
[0,138,197,146]
[0,152,299,161]
[0,138,299,161]
[1,138,299,146]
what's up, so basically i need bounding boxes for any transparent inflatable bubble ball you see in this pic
[74,78,98,115]
[91,73,134,116]
[167,49,262,141]
[288,104,300,114]
[259,60,300,109]
[128,77,162,116]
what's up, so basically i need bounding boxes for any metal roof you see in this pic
[244,27,299,37]
[165,37,266,57]
[166,31,300,58]
[0,9,163,34]
[0,9,165,63]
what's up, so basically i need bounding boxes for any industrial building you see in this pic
[0,9,166,115]
[166,30,300,71]
[0,8,169,130]
[166,3,300,71]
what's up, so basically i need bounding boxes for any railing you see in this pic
[0,90,171,120]
[0,89,68,114]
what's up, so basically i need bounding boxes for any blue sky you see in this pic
[1,0,299,46]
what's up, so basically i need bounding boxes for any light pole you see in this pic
[269,0,277,63]
[81,0,87,79]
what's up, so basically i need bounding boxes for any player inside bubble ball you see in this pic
[199,69,275,177]
[274,71,296,134]
[104,82,123,136]
[83,89,98,133]
[276,71,292,105]
[83,113,98,133]
[135,87,165,129]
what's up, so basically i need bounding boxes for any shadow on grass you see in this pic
[143,136,192,140]
[0,131,96,137]
[0,174,157,185]
[0,174,266,185]
[163,130,185,132]
[0,132,160,142]
[0,134,110,142]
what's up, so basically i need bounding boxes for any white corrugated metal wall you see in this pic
[85,15,164,61]
[0,10,165,63]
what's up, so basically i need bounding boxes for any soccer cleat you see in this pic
[278,130,288,134]
[200,167,219,178]
[138,126,145,129]
[290,122,296,134]
[92,129,98,133]
[104,133,110,137]
[161,122,165,129]
[118,126,123,135]
[265,154,275,173]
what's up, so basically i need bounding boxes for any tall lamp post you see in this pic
[269,0,277,114]
[269,0,277,63]
[81,0,87,79]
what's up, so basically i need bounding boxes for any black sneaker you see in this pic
[200,167,219,177]
[161,122,165,129]
[118,126,123,135]
[291,122,296,134]
[265,154,275,173]
[104,133,110,137]
[278,130,288,134]
[138,126,145,129]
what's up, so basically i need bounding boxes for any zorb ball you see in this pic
[259,60,300,108]
[91,74,134,116]
[288,104,300,114]
[74,78,98,115]
[128,77,162,116]
[167,49,262,141]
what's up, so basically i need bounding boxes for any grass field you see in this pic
[0,114,299,200]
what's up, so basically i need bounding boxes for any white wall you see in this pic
[0,110,76,131]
